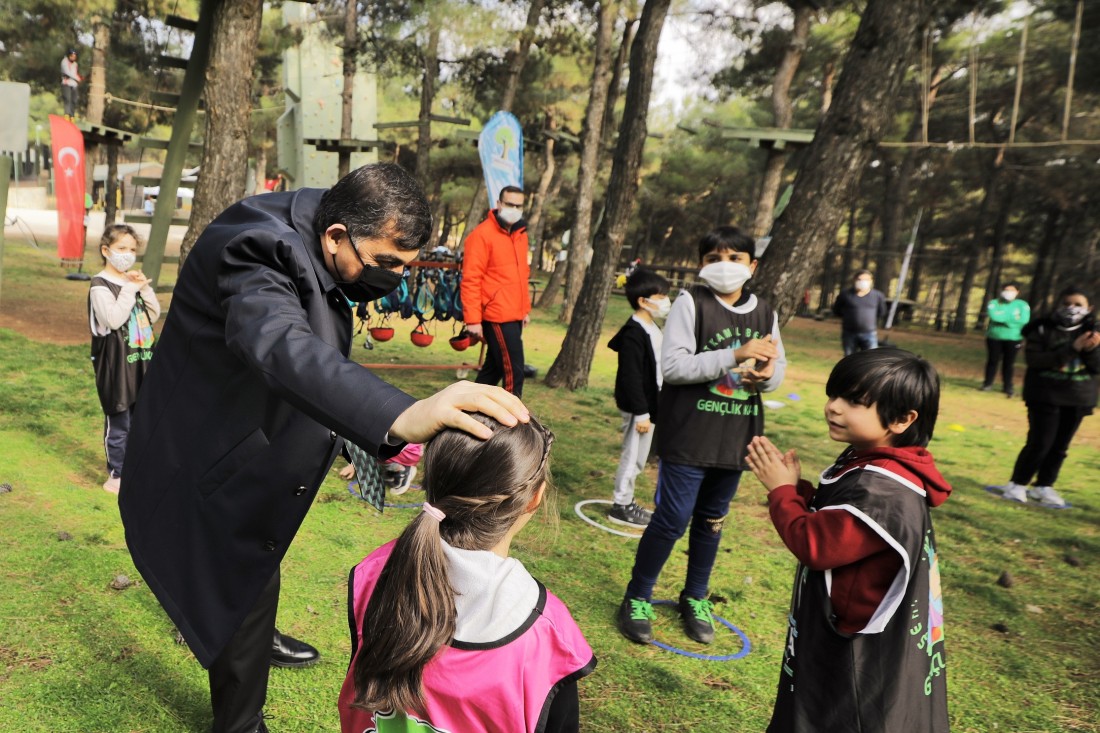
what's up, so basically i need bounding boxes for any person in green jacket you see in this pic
[982,283,1030,397]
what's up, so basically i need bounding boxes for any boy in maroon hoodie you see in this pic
[747,348,951,733]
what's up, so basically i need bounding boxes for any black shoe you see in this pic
[616,596,655,643]
[271,630,320,668]
[1005,390,1015,398]
[979,384,993,392]
[678,593,715,644]
[607,501,652,528]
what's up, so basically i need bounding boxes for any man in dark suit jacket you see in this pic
[120,164,528,733]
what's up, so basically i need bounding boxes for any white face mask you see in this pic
[1000,290,1017,302]
[699,261,752,295]
[106,249,136,272]
[855,278,872,292]
[644,296,671,319]
[497,206,523,226]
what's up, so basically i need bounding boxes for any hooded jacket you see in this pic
[460,211,530,325]
[768,445,952,633]
[608,316,660,420]
[767,445,952,733]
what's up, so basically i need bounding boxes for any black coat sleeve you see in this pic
[616,329,652,416]
[217,232,415,455]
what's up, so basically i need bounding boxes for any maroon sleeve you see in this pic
[767,484,891,571]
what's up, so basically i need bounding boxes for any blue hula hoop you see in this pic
[648,599,752,661]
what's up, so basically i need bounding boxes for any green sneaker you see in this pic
[617,596,656,643]
[678,593,715,644]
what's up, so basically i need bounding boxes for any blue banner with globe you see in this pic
[478,111,524,207]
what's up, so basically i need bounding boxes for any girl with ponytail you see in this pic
[338,414,596,733]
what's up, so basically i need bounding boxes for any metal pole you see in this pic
[0,155,12,304]
[886,208,922,329]
[143,0,216,286]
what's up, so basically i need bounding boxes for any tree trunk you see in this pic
[837,204,857,299]
[86,17,109,125]
[752,0,940,326]
[180,0,264,263]
[821,59,836,114]
[338,0,359,179]
[600,15,636,154]
[457,178,484,256]
[558,0,617,324]
[532,158,563,269]
[544,0,671,389]
[105,143,118,224]
[1029,206,1062,311]
[416,17,440,191]
[751,1,812,239]
[500,0,547,113]
[977,175,1018,328]
[254,145,268,195]
[950,152,1002,332]
[525,116,557,264]
[877,69,940,296]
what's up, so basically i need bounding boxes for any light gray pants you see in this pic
[613,411,655,506]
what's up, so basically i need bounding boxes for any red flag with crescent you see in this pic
[49,114,86,263]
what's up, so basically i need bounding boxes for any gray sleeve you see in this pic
[661,291,736,385]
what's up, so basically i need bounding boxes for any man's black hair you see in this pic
[697,226,755,262]
[314,163,432,252]
[498,185,525,199]
[825,348,940,448]
[854,269,873,279]
[624,267,670,310]
[1001,281,1019,290]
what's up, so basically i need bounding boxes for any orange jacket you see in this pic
[460,211,531,325]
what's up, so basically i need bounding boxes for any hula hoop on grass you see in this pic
[647,600,752,661]
[574,499,645,539]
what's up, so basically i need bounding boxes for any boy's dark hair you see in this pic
[624,267,670,310]
[498,185,524,199]
[1056,284,1092,304]
[314,163,432,252]
[1001,281,1019,290]
[697,226,755,262]
[854,269,872,280]
[826,348,940,448]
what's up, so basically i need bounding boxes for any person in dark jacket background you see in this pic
[833,269,888,355]
[119,164,529,733]
[994,284,1099,507]
[607,267,670,528]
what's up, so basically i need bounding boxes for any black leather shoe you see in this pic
[271,629,320,668]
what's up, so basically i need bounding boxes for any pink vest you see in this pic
[339,541,596,733]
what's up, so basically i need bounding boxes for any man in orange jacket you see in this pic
[461,185,531,396]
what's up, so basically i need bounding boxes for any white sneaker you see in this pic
[998,481,1027,503]
[391,466,417,496]
[1027,485,1066,508]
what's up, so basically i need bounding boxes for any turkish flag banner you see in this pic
[49,114,86,264]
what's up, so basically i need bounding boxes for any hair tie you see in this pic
[422,502,446,522]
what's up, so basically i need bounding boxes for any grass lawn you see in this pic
[0,239,1098,731]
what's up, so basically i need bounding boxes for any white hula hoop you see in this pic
[574,499,646,539]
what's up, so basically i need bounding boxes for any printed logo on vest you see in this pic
[910,531,946,695]
[367,709,450,733]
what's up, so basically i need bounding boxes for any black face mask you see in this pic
[331,244,405,303]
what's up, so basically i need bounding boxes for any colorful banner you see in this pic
[478,111,524,208]
[49,114,86,263]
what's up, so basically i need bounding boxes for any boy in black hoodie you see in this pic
[747,348,951,733]
[606,267,670,528]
